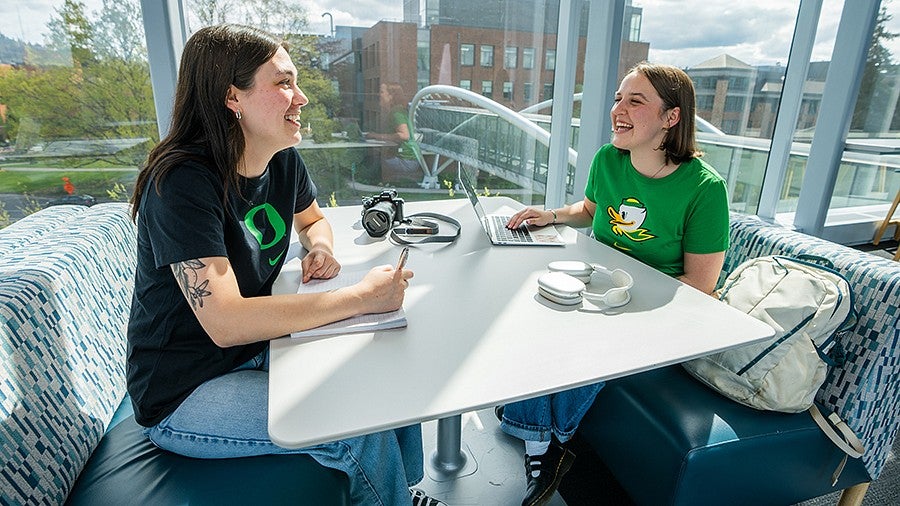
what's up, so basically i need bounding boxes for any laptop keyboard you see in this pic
[491,216,533,243]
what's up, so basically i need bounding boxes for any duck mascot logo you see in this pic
[607,197,655,250]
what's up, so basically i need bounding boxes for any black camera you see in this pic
[361,189,405,237]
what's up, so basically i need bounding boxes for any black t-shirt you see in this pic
[127,147,317,427]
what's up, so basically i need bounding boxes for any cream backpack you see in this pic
[682,255,864,483]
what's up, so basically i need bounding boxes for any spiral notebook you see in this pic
[290,270,407,339]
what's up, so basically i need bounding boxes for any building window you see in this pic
[724,96,745,112]
[728,76,749,91]
[460,79,472,91]
[629,13,642,42]
[503,81,513,100]
[543,83,554,99]
[545,49,556,71]
[504,46,517,68]
[524,82,534,101]
[461,43,475,66]
[523,48,535,69]
[482,80,493,98]
[480,45,494,67]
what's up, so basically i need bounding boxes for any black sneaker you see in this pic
[522,443,576,506]
[410,487,447,506]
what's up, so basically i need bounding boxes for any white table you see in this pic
[269,197,774,476]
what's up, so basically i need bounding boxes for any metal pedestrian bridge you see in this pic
[408,85,580,196]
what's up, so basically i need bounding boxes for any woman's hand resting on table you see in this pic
[301,247,341,283]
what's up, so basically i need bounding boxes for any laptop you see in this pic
[458,166,566,246]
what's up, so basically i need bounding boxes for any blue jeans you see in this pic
[499,382,606,443]
[143,349,423,506]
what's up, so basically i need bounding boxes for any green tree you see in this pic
[0,0,156,162]
[851,2,898,132]
[45,0,96,68]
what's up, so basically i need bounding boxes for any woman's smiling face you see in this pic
[230,46,309,155]
[609,71,674,155]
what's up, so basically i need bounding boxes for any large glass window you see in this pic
[0,0,155,227]
[7,1,889,235]
[610,0,803,215]
[608,0,900,222]
[817,3,900,220]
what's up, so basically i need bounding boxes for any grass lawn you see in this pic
[0,168,137,199]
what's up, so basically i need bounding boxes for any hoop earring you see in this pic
[235,110,242,120]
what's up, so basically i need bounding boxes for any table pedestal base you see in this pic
[426,415,478,481]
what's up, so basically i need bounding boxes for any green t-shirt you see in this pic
[585,144,730,277]
[391,109,421,161]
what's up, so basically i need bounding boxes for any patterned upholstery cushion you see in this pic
[0,203,135,504]
[724,214,900,479]
[0,205,90,258]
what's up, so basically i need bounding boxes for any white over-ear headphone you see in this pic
[537,261,634,307]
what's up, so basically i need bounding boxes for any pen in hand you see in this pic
[396,246,410,271]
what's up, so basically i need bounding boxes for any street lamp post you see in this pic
[321,12,335,38]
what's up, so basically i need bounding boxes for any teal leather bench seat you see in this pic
[66,407,349,505]
[579,365,870,505]
[574,214,900,505]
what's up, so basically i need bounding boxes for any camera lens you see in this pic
[362,200,396,237]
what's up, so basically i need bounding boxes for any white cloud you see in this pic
[298,0,401,36]
[3,0,900,69]
[638,0,900,68]
[0,0,106,44]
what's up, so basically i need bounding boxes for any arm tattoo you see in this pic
[173,259,212,310]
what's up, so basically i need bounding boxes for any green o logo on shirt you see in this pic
[244,203,287,265]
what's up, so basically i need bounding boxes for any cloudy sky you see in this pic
[2,0,899,69]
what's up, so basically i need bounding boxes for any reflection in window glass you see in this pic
[524,82,534,101]
[503,81,513,100]
[460,79,472,90]
[0,0,155,226]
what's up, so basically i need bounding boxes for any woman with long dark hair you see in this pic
[128,24,441,506]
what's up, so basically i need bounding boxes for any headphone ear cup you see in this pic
[537,272,585,305]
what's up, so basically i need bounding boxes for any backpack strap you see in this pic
[808,403,865,485]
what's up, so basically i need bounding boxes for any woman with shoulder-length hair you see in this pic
[128,23,442,506]
[501,62,730,506]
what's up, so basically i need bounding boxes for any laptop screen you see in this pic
[458,166,487,222]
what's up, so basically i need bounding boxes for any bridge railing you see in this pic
[409,85,578,196]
